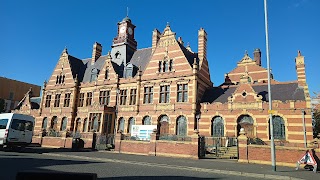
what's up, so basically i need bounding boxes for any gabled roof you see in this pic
[178,42,199,66]
[14,89,40,110]
[201,82,305,103]
[68,55,84,80]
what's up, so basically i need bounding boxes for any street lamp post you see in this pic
[302,110,307,148]
[264,0,276,171]
[113,88,120,144]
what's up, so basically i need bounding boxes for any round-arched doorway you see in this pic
[237,115,254,138]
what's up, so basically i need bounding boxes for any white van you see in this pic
[0,113,35,148]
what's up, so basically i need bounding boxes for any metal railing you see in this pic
[158,134,192,142]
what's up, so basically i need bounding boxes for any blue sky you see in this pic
[1,0,319,96]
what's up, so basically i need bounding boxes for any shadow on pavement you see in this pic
[99,177,218,180]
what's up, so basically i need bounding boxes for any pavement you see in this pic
[27,147,319,180]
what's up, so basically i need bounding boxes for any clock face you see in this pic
[128,27,133,35]
[120,26,126,34]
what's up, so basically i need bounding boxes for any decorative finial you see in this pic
[245,50,248,56]
[298,50,302,57]
[127,7,129,17]
[62,46,68,55]
[43,80,47,88]
[166,22,170,27]
[187,42,190,47]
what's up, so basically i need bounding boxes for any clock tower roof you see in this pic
[122,16,131,23]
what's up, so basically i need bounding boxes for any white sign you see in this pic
[131,125,157,141]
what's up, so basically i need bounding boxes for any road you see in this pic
[0,147,260,180]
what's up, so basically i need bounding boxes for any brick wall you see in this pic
[114,132,199,159]
[238,133,320,167]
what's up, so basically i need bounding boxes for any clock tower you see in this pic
[111,16,137,67]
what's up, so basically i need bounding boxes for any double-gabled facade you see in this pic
[15,16,312,147]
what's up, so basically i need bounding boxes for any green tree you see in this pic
[0,98,5,113]
[313,109,320,138]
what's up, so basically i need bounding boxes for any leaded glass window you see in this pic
[142,116,151,125]
[211,116,224,137]
[176,116,187,136]
[42,117,48,129]
[144,87,153,104]
[160,85,170,103]
[127,117,135,133]
[83,118,88,132]
[177,84,188,102]
[270,116,285,140]
[61,117,67,131]
[93,116,99,131]
[118,118,125,132]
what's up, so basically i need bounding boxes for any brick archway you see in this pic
[237,115,254,138]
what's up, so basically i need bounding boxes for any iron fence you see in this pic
[158,134,192,142]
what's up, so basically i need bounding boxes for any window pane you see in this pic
[0,119,8,129]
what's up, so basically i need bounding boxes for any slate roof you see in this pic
[201,82,306,103]
[30,97,41,109]
[129,48,152,73]
[68,55,84,80]
[81,56,107,83]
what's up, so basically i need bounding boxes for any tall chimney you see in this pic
[91,42,102,65]
[152,29,161,53]
[295,50,307,87]
[198,28,207,66]
[253,48,261,66]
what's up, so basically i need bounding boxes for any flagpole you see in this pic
[264,0,276,171]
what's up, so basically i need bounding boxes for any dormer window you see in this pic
[90,68,98,82]
[124,63,133,78]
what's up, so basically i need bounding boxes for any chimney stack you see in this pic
[295,50,307,87]
[152,29,161,53]
[253,48,261,66]
[91,42,102,65]
[198,28,207,66]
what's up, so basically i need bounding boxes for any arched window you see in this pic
[105,70,109,79]
[169,59,173,71]
[163,61,167,72]
[59,75,62,84]
[61,117,67,131]
[158,115,169,135]
[127,117,135,133]
[62,75,65,83]
[118,118,125,132]
[176,116,187,136]
[270,116,285,140]
[164,61,169,72]
[56,76,59,84]
[142,116,151,125]
[158,61,162,72]
[93,116,99,132]
[42,117,48,129]
[51,116,58,130]
[83,118,88,132]
[75,118,81,132]
[211,116,224,137]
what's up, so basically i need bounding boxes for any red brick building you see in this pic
[15,16,312,148]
